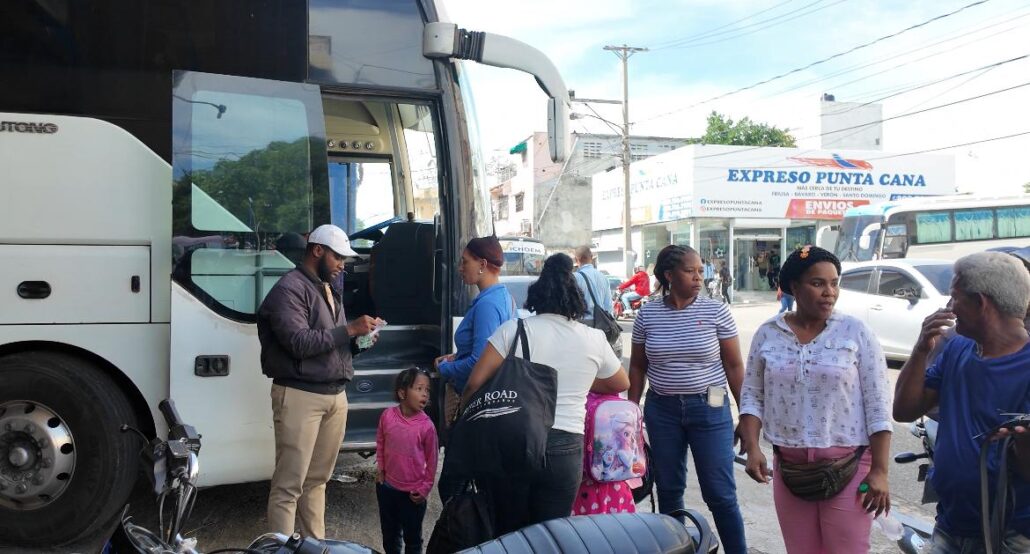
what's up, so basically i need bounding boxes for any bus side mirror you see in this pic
[859,235,871,250]
[423,22,571,163]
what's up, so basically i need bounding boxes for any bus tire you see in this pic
[0,352,140,546]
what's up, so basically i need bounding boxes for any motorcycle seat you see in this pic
[458,512,699,554]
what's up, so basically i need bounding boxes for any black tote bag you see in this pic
[444,319,557,479]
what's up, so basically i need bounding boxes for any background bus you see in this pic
[834,195,1030,262]
[0,0,568,546]
[499,236,546,275]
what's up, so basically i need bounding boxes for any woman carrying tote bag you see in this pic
[461,253,630,536]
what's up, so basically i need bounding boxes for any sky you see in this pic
[443,0,1030,195]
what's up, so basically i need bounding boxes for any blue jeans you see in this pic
[779,294,794,313]
[644,390,747,554]
[621,291,643,310]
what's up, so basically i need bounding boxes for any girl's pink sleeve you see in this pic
[376,410,388,474]
[418,421,439,498]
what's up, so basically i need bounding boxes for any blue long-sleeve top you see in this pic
[439,283,515,394]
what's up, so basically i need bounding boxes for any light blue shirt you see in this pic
[574,264,614,319]
[438,284,515,393]
[703,263,715,280]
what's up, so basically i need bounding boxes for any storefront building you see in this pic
[591,145,955,297]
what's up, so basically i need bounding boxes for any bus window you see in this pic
[882,223,909,259]
[915,212,952,244]
[997,207,1030,238]
[172,71,328,317]
[329,160,396,248]
[954,209,994,241]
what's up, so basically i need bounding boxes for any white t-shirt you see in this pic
[487,314,622,434]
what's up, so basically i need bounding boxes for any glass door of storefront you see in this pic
[734,229,782,292]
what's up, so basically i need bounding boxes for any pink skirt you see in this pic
[571,476,636,516]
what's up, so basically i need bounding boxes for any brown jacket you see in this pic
[257,267,354,391]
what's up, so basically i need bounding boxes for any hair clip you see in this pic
[799,245,812,259]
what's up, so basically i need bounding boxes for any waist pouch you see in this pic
[774,445,866,501]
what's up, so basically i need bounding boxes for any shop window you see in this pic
[515,193,525,212]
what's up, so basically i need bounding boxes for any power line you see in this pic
[760,5,1030,100]
[651,0,799,48]
[656,0,849,51]
[821,79,1030,138]
[636,0,994,124]
[822,54,1028,118]
[869,130,1030,160]
[689,73,1030,161]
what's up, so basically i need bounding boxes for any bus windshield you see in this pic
[835,214,882,262]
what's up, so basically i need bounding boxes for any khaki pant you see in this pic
[267,384,348,539]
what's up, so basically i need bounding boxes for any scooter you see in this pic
[891,415,938,553]
[106,399,374,554]
[108,399,720,554]
[613,290,651,320]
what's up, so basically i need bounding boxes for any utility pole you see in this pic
[604,44,647,278]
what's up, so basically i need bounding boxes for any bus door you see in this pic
[169,71,333,484]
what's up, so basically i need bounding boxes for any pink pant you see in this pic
[773,446,873,554]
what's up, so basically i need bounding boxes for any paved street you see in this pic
[4,301,935,554]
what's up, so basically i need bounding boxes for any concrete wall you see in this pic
[821,99,883,150]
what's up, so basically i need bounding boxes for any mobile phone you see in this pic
[707,385,726,408]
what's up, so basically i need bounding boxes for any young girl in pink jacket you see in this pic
[376,368,438,554]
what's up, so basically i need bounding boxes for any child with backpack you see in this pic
[376,368,438,554]
[572,392,647,515]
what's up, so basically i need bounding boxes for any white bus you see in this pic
[834,194,1030,262]
[0,0,570,546]
[498,236,546,275]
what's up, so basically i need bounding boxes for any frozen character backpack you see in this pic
[585,393,646,482]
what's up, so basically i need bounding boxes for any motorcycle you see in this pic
[106,399,374,554]
[891,415,938,553]
[613,289,652,319]
[108,399,720,554]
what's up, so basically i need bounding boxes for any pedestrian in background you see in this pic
[628,245,748,554]
[376,368,438,554]
[703,258,716,298]
[739,245,892,554]
[719,262,733,304]
[617,266,651,314]
[776,280,794,313]
[258,224,383,538]
[573,245,614,320]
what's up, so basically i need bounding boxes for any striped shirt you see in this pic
[631,296,737,395]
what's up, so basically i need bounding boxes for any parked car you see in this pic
[834,259,953,361]
[500,275,624,359]
[605,275,624,295]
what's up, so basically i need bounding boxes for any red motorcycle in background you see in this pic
[613,288,649,319]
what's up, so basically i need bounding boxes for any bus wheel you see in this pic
[0,352,139,546]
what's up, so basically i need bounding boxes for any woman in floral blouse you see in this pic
[738,245,892,554]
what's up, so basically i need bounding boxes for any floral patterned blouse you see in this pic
[740,312,892,448]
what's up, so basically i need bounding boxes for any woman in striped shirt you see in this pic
[628,245,747,554]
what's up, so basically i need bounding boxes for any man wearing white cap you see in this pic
[258,224,383,538]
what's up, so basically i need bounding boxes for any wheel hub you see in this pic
[0,401,76,510]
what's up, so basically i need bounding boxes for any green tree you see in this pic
[699,111,797,147]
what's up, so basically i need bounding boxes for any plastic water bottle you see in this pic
[872,514,905,541]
